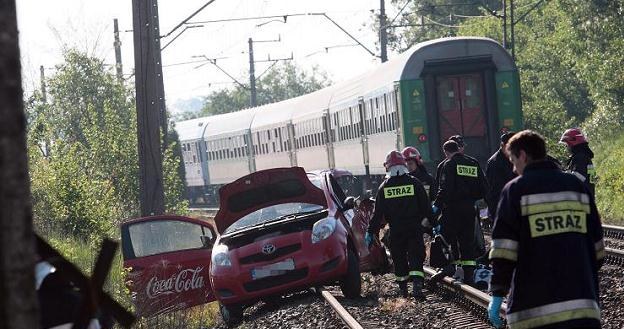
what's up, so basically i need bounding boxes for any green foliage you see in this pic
[27,49,186,239]
[593,133,624,224]
[200,61,330,116]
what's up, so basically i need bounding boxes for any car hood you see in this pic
[214,167,327,234]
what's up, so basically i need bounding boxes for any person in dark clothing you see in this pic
[488,130,603,329]
[485,132,517,220]
[434,135,472,205]
[433,141,488,285]
[560,128,596,195]
[366,150,433,299]
[402,146,436,202]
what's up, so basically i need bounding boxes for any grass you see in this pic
[593,133,624,225]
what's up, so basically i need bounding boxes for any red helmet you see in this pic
[383,150,407,170]
[401,146,423,164]
[559,128,588,146]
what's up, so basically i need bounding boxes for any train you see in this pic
[176,37,523,205]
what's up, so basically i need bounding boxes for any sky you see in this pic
[16,0,400,113]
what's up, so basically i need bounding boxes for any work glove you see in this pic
[432,225,441,236]
[365,232,374,247]
[488,296,504,328]
[431,205,440,216]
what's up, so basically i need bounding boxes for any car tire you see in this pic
[219,302,243,327]
[339,248,361,298]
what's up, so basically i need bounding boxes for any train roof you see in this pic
[174,117,212,141]
[176,37,514,141]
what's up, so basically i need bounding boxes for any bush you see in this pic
[593,133,624,224]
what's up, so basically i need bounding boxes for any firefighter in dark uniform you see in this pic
[434,135,475,202]
[488,130,604,329]
[486,132,517,221]
[433,140,488,285]
[402,146,436,201]
[366,150,433,299]
[560,128,596,196]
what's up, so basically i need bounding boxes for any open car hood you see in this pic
[214,167,327,234]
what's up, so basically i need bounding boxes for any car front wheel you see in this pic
[219,302,243,327]
[339,248,361,298]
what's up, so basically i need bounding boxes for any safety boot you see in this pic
[398,281,409,298]
[430,264,455,284]
[412,277,425,300]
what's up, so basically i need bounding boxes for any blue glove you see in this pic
[432,205,439,215]
[488,296,504,328]
[365,232,374,247]
[432,225,441,236]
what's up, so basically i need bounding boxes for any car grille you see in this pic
[239,243,301,265]
[243,268,308,292]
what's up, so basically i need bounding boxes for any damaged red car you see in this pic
[210,167,387,325]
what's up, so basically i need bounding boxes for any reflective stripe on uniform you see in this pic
[491,239,519,251]
[570,171,587,182]
[520,191,589,207]
[460,260,476,266]
[409,270,424,278]
[395,275,410,282]
[521,201,590,216]
[489,239,519,261]
[507,299,600,329]
[595,239,605,260]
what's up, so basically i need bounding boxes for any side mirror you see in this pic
[343,196,356,210]
[200,235,214,249]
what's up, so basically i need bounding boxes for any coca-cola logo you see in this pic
[146,266,205,299]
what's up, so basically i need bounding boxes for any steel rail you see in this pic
[423,265,507,319]
[320,288,364,329]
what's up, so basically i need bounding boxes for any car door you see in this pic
[120,215,217,317]
[328,173,388,272]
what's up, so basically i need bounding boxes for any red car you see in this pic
[210,167,387,325]
[120,167,387,325]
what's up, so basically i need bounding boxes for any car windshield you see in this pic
[225,202,324,234]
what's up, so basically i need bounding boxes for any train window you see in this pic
[465,77,481,108]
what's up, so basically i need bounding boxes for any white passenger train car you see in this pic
[175,37,524,204]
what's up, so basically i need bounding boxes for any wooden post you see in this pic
[0,0,39,327]
[132,0,166,216]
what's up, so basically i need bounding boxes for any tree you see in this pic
[26,50,187,239]
[0,0,39,327]
[199,61,330,116]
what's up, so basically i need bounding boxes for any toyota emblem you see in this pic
[262,243,276,255]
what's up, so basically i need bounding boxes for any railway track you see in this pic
[320,266,502,329]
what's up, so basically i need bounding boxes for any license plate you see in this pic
[251,258,295,280]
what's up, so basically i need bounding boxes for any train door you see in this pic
[435,73,489,161]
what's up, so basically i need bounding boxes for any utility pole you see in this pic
[113,18,124,83]
[502,0,508,49]
[247,36,289,107]
[0,0,39,327]
[379,0,388,63]
[132,0,166,216]
[510,0,515,60]
[248,38,257,107]
[40,65,47,103]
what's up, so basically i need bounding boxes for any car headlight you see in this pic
[311,216,337,243]
[211,244,232,267]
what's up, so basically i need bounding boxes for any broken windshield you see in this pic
[225,202,324,234]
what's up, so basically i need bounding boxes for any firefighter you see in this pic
[366,150,433,299]
[485,132,517,221]
[402,146,436,201]
[432,140,488,285]
[560,128,596,196]
[434,135,475,201]
[488,130,603,329]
